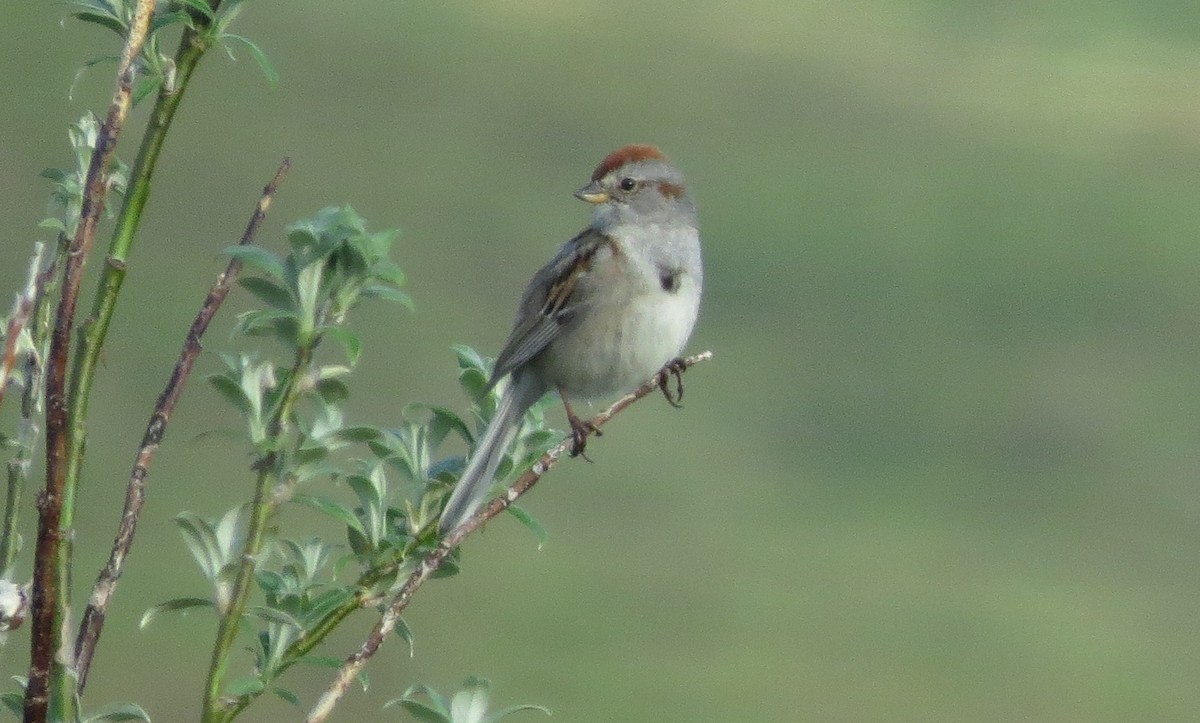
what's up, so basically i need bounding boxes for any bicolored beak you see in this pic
[574,181,610,204]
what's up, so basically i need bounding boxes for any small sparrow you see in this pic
[439,144,703,534]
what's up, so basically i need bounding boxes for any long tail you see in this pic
[439,374,543,535]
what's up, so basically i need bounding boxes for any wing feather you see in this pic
[486,227,612,389]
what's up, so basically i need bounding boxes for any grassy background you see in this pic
[3,1,1200,720]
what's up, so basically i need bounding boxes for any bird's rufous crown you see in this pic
[590,144,668,182]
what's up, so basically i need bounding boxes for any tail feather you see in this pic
[439,374,543,534]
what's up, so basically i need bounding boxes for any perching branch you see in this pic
[29,2,156,720]
[0,244,52,576]
[74,158,292,691]
[304,351,714,723]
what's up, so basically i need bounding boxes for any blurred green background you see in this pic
[4,1,1200,721]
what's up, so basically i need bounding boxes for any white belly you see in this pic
[533,274,700,399]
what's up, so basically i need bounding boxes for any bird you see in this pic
[438,144,703,535]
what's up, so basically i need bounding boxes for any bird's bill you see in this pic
[574,181,610,204]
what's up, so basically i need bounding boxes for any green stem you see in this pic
[221,534,429,719]
[63,24,217,536]
[203,348,312,723]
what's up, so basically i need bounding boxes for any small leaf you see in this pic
[334,426,382,444]
[246,605,303,629]
[395,616,415,658]
[232,309,300,342]
[222,33,279,85]
[239,276,295,311]
[507,505,547,551]
[140,597,214,629]
[324,326,362,365]
[450,677,490,723]
[291,494,366,537]
[131,76,161,106]
[38,217,68,233]
[225,245,285,279]
[360,284,414,310]
[1,692,23,717]
[483,704,552,723]
[149,9,193,34]
[175,0,216,20]
[314,376,350,403]
[273,687,301,708]
[70,10,126,36]
[386,700,450,723]
[208,373,251,415]
[225,676,266,697]
[81,702,152,723]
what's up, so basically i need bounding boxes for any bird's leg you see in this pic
[559,386,601,460]
[656,357,687,408]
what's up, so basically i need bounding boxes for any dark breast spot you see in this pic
[659,267,682,293]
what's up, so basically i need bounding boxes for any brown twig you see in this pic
[74,158,292,690]
[28,2,155,720]
[304,351,714,723]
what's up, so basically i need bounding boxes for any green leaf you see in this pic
[174,0,216,21]
[395,615,415,658]
[420,404,472,449]
[1,692,23,718]
[273,687,301,708]
[232,309,300,343]
[451,676,490,723]
[225,245,285,279]
[306,587,355,622]
[81,702,152,723]
[208,373,251,416]
[149,9,193,34]
[174,512,222,580]
[324,326,362,365]
[360,283,414,310]
[385,700,450,723]
[291,494,366,537]
[393,684,450,714]
[484,704,552,723]
[70,10,126,37]
[314,376,351,403]
[334,426,382,444]
[246,605,302,629]
[507,505,547,551]
[131,76,161,107]
[221,33,279,85]
[225,676,266,697]
[373,259,406,287]
[239,276,295,311]
[140,597,214,629]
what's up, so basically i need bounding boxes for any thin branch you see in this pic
[0,245,45,411]
[0,244,53,575]
[74,158,291,690]
[28,2,156,720]
[204,345,313,723]
[304,351,714,723]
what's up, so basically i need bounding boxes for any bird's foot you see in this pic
[567,411,602,460]
[656,357,687,408]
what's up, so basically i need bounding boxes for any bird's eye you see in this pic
[618,177,637,192]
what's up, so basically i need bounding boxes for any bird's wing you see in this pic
[486,227,613,389]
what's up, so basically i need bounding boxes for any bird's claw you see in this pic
[656,357,687,408]
[567,412,602,460]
